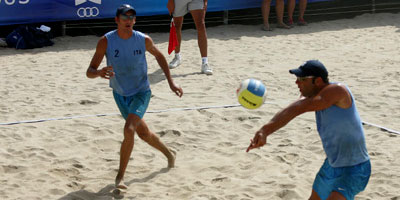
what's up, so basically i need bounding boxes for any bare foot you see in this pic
[297,19,308,26]
[262,23,272,31]
[277,22,291,29]
[262,25,272,31]
[115,177,128,190]
[168,149,176,168]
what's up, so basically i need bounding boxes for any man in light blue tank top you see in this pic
[247,60,371,200]
[86,4,183,191]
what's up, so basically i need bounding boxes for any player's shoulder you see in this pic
[321,83,350,99]
[95,35,108,50]
[98,36,108,44]
[323,82,347,91]
[133,30,148,38]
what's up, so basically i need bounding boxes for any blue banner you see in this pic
[0,0,332,26]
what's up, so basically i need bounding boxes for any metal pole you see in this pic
[223,10,229,25]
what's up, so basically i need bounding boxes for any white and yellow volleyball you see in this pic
[237,79,267,109]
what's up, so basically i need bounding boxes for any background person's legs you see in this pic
[287,0,308,25]
[298,0,308,25]
[275,0,290,28]
[287,0,296,25]
[169,16,184,69]
[261,0,272,30]
[190,9,207,58]
[172,16,184,54]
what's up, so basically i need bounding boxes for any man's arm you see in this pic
[86,36,114,79]
[145,35,183,97]
[246,84,349,152]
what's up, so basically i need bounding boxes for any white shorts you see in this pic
[173,0,204,17]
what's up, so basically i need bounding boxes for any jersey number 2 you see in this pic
[114,50,119,57]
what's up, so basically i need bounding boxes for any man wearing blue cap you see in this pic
[86,4,183,190]
[247,60,371,200]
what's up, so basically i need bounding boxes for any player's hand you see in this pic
[170,82,183,97]
[98,66,114,79]
[167,0,175,15]
[246,129,267,152]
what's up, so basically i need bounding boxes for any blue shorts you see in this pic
[313,159,371,200]
[113,90,151,119]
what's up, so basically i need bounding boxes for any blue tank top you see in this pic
[105,30,150,96]
[315,84,369,167]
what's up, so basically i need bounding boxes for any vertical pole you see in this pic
[223,10,229,25]
[61,21,66,36]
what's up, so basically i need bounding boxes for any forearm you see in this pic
[156,56,174,84]
[261,102,302,136]
[86,66,99,78]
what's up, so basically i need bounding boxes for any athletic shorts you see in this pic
[312,159,371,200]
[173,0,204,17]
[113,90,151,119]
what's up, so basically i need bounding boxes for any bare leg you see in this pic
[115,114,139,189]
[309,189,322,200]
[261,0,272,30]
[136,118,176,168]
[327,191,346,200]
[190,9,207,57]
[309,189,347,200]
[298,0,307,21]
[287,0,296,23]
[275,0,290,28]
[173,16,184,54]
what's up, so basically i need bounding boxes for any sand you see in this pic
[0,12,399,200]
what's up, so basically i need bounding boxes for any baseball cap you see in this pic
[289,60,328,79]
[116,4,136,17]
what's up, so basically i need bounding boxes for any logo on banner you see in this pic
[0,0,30,5]
[75,0,101,6]
[75,0,101,18]
[77,7,99,17]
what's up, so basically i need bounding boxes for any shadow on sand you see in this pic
[58,168,170,200]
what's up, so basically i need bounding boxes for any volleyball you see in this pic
[237,79,267,109]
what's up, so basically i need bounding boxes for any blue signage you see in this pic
[0,0,332,26]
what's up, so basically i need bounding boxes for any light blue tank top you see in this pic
[105,30,150,96]
[315,84,369,167]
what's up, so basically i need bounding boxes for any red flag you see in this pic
[168,19,178,55]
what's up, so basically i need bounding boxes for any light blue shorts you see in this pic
[313,159,371,200]
[113,90,151,119]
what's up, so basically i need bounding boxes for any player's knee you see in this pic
[196,21,206,31]
[123,125,135,138]
[137,130,151,140]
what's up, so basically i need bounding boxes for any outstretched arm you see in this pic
[246,84,349,152]
[145,35,183,97]
[86,36,114,79]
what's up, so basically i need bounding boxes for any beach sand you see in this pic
[0,12,399,199]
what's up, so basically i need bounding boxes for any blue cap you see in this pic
[116,4,136,17]
[289,60,328,79]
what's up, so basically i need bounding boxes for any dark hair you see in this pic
[312,77,329,84]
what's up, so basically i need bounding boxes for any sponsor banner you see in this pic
[0,0,332,26]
